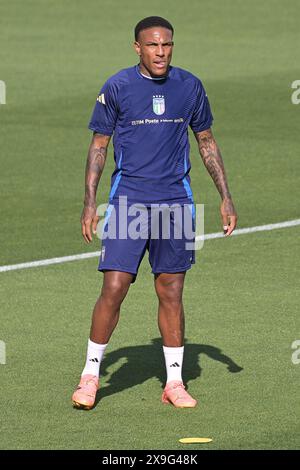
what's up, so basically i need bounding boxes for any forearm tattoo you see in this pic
[84,143,107,207]
[196,129,231,200]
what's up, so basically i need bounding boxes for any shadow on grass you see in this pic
[95,338,243,406]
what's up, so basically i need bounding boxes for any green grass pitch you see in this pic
[0,0,299,450]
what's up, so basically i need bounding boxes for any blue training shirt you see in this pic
[89,65,213,204]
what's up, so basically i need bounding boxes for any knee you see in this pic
[101,277,129,306]
[156,279,183,305]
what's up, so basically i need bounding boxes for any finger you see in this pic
[92,216,100,235]
[82,220,92,243]
[221,213,229,234]
[85,221,93,242]
[81,224,90,243]
[221,212,228,227]
[81,222,87,242]
[225,216,237,236]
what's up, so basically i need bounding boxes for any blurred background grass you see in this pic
[0,0,299,264]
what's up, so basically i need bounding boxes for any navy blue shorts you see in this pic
[98,203,195,279]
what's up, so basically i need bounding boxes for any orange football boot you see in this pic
[72,374,99,410]
[162,380,197,408]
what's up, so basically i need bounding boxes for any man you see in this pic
[72,16,237,410]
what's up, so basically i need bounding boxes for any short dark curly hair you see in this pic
[134,16,174,41]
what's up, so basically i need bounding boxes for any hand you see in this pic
[220,198,237,236]
[81,204,99,243]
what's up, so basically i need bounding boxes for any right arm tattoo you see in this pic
[84,134,110,208]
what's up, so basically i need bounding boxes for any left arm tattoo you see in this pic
[194,128,231,200]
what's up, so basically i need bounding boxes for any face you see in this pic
[134,27,174,78]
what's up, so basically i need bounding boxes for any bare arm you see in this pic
[81,132,111,243]
[194,128,237,236]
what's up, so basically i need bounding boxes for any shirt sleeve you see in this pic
[189,79,213,132]
[88,79,119,136]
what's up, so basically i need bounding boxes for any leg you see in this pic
[90,270,134,343]
[72,270,133,409]
[154,272,197,408]
[154,272,185,347]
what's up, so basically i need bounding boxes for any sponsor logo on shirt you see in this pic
[131,117,183,126]
[153,95,165,115]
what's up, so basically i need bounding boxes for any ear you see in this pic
[133,41,141,56]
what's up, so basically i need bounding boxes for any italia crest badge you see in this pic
[153,95,165,115]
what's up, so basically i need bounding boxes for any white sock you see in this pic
[163,346,184,383]
[81,339,108,378]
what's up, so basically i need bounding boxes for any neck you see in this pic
[138,63,168,79]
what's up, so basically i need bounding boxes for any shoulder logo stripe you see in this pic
[97,93,106,105]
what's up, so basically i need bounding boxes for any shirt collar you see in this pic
[135,64,170,80]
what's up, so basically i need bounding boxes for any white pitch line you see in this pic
[196,218,300,241]
[0,251,101,273]
[0,218,300,273]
